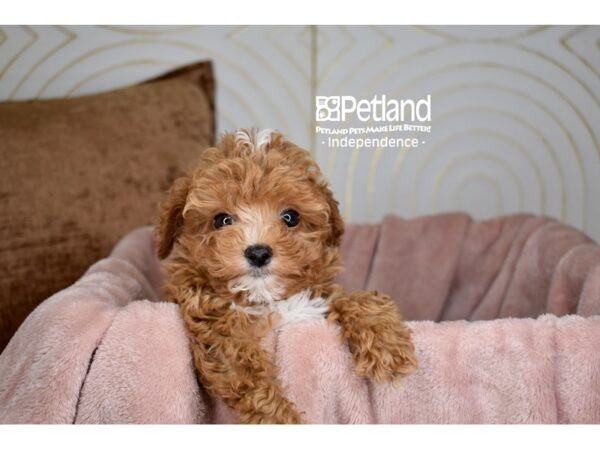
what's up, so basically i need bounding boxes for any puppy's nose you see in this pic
[244,244,273,268]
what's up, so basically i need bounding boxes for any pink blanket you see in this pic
[1,213,599,423]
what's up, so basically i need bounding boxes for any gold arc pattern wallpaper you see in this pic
[1,25,599,241]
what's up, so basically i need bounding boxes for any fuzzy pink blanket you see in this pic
[1,213,599,424]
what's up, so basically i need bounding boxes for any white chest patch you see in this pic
[232,289,329,327]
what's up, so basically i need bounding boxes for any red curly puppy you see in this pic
[156,128,417,424]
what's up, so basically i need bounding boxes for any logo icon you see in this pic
[316,96,341,122]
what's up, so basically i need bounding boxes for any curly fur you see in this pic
[155,128,417,424]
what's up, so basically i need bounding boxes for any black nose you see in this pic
[244,244,273,268]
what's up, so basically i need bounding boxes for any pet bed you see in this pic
[1,213,599,424]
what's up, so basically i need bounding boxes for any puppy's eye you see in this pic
[213,213,235,229]
[280,209,300,227]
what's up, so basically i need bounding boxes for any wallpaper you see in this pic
[1,25,599,240]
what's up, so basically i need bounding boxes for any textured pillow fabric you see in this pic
[0,61,215,351]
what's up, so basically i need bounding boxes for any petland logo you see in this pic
[316,94,431,123]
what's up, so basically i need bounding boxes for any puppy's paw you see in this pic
[236,383,305,424]
[352,324,418,388]
[240,403,304,424]
[332,291,418,387]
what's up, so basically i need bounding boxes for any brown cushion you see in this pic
[0,61,216,351]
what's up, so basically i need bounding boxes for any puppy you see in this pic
[156,128,417,424]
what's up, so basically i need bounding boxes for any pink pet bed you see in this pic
[1,213,599,423]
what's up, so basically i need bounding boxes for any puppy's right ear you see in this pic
[156,176,190,259]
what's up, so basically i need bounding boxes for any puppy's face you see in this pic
[157,129,344,302]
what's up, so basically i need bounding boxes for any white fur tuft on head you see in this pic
[233,127,274,152]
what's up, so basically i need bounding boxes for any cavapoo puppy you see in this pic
[156,128,417,424]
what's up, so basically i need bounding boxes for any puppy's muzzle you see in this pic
[244,244,273,268]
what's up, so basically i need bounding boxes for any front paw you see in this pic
[331,291,418,387]
[238,395,304,424]
[241,408,304,424]
[353,322,417,388]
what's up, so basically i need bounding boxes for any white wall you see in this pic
[1,25,599,241]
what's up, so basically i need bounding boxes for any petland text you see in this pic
[315,94,431,123]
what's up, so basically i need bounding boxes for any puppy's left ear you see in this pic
[155,176,190,259]
[324,186,344,247]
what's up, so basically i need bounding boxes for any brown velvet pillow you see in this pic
[0,61,216,351]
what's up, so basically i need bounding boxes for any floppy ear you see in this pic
[155,176,190,259]
[324,186,344,247]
